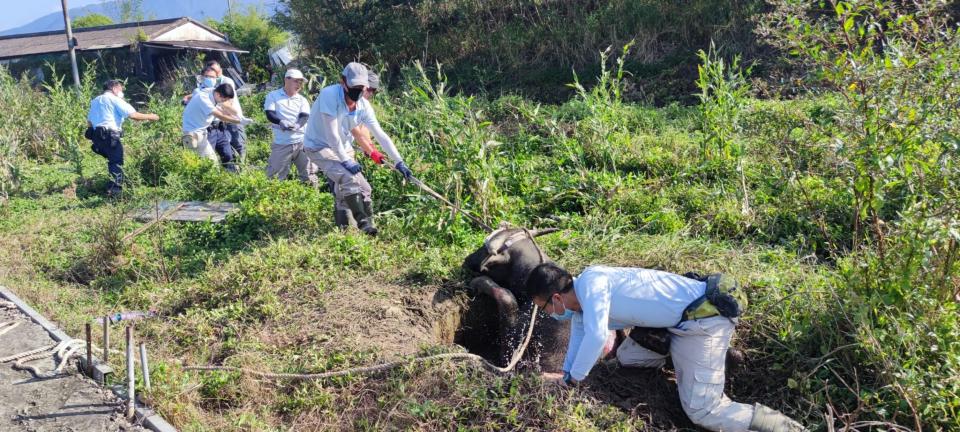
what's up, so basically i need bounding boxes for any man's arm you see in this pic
[218,98,240,118]
[264,110,282,125]
[569,276,613,381]
[128,112,159,121]
[212,108,241,124]
[361,109,403,163]
[319,113,352,162]
[563,314,585,376]
[351,126,377,157]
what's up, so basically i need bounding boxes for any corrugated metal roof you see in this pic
[0,17,235,60]
[141,40,247,54]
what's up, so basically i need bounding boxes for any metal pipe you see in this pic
[59,0,81,89]
[139,343,150,391]
[85,323,92,377]
[125,325,135,419]
[102,316,109,363]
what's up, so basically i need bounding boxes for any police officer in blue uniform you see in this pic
[85,79,159,196]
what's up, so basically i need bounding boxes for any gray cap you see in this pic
[342,62,369,87]
[367,71,380,90]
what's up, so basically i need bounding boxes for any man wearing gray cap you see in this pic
[303,62,413,236]
[264,68,315,184]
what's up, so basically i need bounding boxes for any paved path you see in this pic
[0,302,143,432]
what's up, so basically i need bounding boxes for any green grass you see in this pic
[0,56,957,431]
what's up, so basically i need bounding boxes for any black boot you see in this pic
[344,193,377,236]
[334,208,351,230]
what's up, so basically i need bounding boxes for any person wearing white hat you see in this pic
[303,62,413,236]
[263,68,316,184]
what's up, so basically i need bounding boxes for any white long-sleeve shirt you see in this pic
[303,84,403,163]
[563,266,706,381]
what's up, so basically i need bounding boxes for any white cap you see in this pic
[284,68,305,81]
[341,62,369,87]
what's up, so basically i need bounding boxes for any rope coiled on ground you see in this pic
[184,304,540,382]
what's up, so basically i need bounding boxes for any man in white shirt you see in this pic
[206,60,246,162]
[263,69,314,184]
[303,62,413,235]
[181,84,244,164]
[527,263,805,432]
[85,79,159,196]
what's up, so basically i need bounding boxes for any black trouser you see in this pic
[208,124,236,171]
[225,123,246,160]
[88,127,124,188]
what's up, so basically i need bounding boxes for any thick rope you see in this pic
[184,304,540,382]
[1,339,87,379]
[0,321,20,337]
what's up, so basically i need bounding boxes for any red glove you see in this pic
[368,150,385,165]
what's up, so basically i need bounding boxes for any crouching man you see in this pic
[526,263,806,432]
[181,83,245,164]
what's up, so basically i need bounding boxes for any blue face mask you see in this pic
[549,297,575,321]
[201,77,217,88]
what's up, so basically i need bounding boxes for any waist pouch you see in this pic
[86,127,122,142]
[681,273,748,323]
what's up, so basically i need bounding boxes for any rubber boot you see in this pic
[363,200,375,221]
[344,193,377,236]
[334,208,351,230]
[749,404,807,432]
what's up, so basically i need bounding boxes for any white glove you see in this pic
[240,117,254,126]
[279,119,297,131]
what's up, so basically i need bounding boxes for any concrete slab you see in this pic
[1,286,177,432]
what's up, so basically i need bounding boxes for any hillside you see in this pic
[0,0,278,36]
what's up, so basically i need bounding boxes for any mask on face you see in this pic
[549,296,575,321]
[116,91,124,99]
[346,87,364,102]
[202,77,217,88]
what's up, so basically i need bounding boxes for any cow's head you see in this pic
[463,225,559,294]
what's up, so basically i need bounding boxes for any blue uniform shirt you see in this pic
[87,92,136,131]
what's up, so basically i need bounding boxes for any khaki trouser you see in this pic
[266,141,316,185]
[305,147,372,211]
[181,130,218,162]
[616,317,754,432]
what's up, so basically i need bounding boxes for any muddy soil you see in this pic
[0,302,144,432]
[267,280,714,429]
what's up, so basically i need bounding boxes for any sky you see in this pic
[0,0,107,33]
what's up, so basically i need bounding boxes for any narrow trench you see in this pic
[431,293,503,364]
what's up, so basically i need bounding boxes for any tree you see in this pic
[208,8,290,84]
[73,13,114,29]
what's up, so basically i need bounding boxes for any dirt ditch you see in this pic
[261,280,718,430]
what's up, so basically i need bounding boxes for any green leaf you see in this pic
[844,17,854,33]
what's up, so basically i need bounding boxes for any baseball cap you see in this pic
[367,71,380,90]
[284,68,305,80]
[342,62,369,87]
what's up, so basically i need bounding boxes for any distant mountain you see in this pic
[0,0,279,36]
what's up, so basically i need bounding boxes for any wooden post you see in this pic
[125,325,135,419]
[85,323,93,376]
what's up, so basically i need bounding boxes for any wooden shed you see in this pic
[0,17,246,83]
